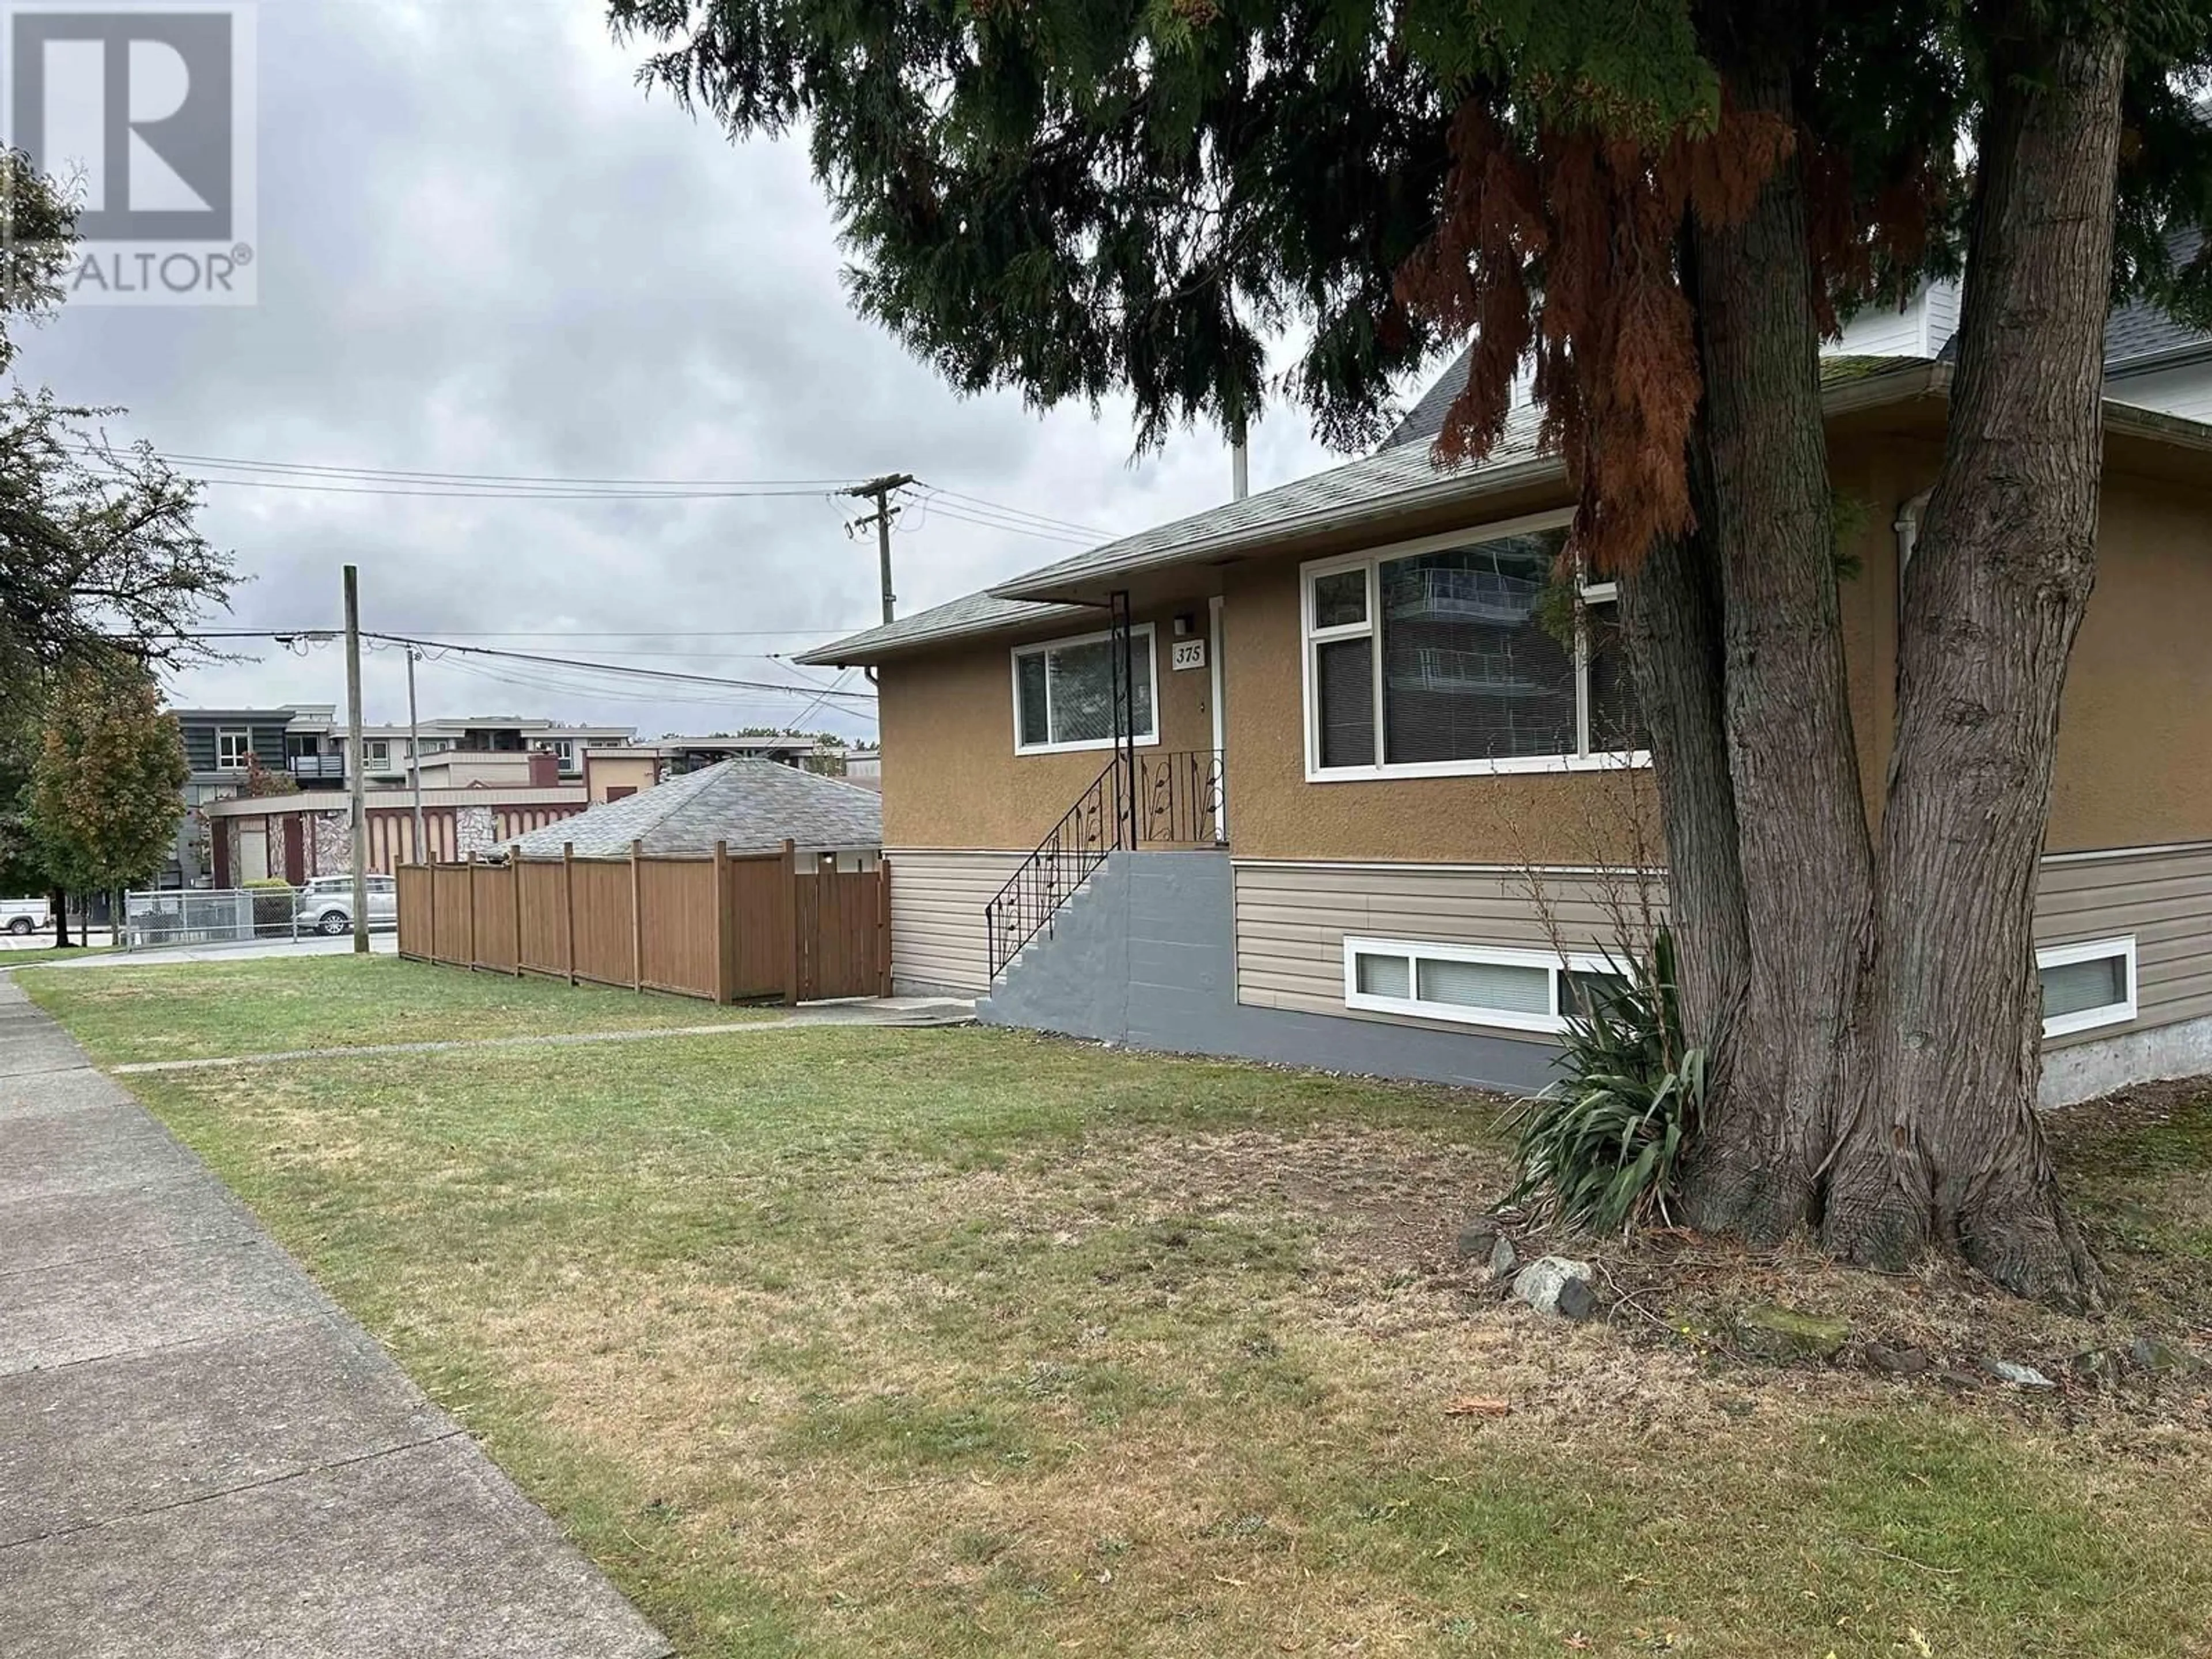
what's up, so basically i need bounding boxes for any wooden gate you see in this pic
[794,860,892,1002]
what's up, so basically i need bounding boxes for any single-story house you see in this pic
[505,757,883,863]
[799,351,2212,1107]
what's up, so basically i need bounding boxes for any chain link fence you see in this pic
[122,886,304,949]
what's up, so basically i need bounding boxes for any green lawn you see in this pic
[15,954,772,1063]
[77,1009,2212,1659]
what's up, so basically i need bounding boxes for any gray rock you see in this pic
[1510,1256,1598,1319]
[1487,1234,1520,1283]
[1863,1342,1930,1377]
[1980,1357,2056,1391]
[1554,1276,1601,1321]
[1936,1366,1986,1389]
[2129,1335,2206,1376]
[1734,1304,1850,1365]
[1455,1221,1502,1260]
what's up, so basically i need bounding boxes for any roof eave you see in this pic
[2107,339,2212,380]
[990,452,1567,607]
[794,602,1092,668]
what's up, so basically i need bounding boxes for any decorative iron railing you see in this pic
[985,747,1224,979]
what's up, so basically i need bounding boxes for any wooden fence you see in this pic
[395,840,891,1004]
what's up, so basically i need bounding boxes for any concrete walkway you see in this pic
[1,934,401,969]
[0,976,671,1658]
[106,995,979,1075]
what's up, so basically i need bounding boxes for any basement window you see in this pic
[1342,936,1627,1035]
[2036,936,2137,1038]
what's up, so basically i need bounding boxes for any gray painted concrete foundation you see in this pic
[977,851,1559,1094]
[2039,1009,2212,1107]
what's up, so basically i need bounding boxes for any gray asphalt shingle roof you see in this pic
[505,759,881,859]
[2106,233,2209,370]
[794,590,1093,667]
[1380,344,1476,450]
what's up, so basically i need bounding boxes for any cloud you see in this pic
[14,3,1386,741]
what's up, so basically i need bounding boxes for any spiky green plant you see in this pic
[1505,926,1706,1237]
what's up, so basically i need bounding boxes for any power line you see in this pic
[67,443,857,490]
[918,486,1104,537]
[107,473,846,503]
[146,627,877,705]
[909,500,1095,545]
[385,635,878,702]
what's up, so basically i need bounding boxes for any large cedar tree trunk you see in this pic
[1824,13,2125,1303]
[1675,60,1873,1239]
[1617,454,1748,1053]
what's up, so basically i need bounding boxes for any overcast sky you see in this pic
[16,2,1387,744]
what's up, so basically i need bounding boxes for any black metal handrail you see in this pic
[985,748,1224,979]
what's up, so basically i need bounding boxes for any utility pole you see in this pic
[405,645,426,865]
[342,565,369,956]
[845,473,915,624]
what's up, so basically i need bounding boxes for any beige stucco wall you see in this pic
[585,754,658,802]
[878,604,1218,850]
[2046,472,2212,852]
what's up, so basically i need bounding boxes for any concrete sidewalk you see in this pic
[1,934,402,969]
[0,978,671,1658]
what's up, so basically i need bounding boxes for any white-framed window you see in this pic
[1010,623,1160,755]
[361,738,391,767]
[1302,513,1649,781]
[1342,935,1628,1035]
[215,728,252,771]
[2037,936,2137,1038]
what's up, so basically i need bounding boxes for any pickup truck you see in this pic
[1,896,53,936]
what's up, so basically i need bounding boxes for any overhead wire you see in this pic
[916,485,1105,537]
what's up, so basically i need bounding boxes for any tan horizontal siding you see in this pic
[2035,844,2212,1046]
[887,849,1026,994]
[1234,845,2212,1051]
[1232,861,1660,1037]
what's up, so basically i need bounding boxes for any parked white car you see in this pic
[294,874,399,935]
[2,896,52,936]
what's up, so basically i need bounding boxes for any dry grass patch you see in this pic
[101,1027,2212,1658]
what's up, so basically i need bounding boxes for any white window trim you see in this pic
[361,739,392,767]
[214,728,252,771]
[2037,935,2138,1039]
[1341,935,1623,1036]
[1300,512,1652,783]
[1010,622,1162,756]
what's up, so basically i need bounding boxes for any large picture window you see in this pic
[1303,517,1648,779]
[1011,624,1159,755]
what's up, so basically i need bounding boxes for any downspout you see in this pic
[1893,488,1934,592]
